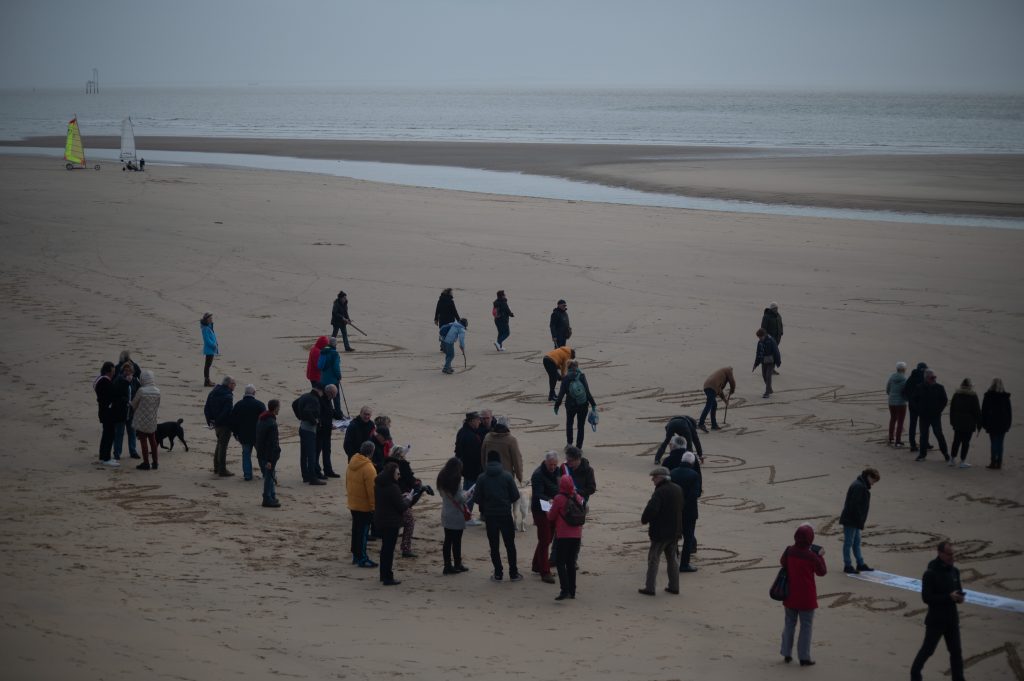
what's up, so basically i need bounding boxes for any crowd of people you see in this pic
[88,292,1010,674]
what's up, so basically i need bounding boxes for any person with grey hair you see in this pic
[203,375,236,476]
[670,451,702,572]
[916,370,950,462]
[639,466,682,596]
[476,409,494,439]
[229,384,266,481]
[886,361,909,447]
[531,450,562,583]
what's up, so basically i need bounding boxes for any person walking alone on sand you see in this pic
[981,378,1011,470]
[886,361,909,447]
[331,290,355,352]
[839,467,880,574]
[699,367,735,432]
[492,290,514,351]
[910,542,966,681]
[949,378,982,468]
[554,360,598,449]
[778,524,826,667]
[638,466,682,596]
[753,329,781,399]
[761,302,783,374]
[549,299,571,349]
[200,312,219,387]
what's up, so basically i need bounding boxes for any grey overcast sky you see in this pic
[2,0,1023,91]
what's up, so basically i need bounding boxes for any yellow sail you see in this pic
[64,117,84,166]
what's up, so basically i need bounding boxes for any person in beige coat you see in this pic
[480,416,524,483]
[130,369,161,470]
[699,367,736,432]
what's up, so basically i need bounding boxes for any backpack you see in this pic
[291,396,304,420]
[561,493,587,527]
[568,372,588,405]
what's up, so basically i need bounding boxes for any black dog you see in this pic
[155,419,189,452]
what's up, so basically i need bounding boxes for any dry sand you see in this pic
[0,153,1021,680]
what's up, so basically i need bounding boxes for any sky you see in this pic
[2,0,1023,92]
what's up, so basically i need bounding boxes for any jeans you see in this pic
[761,361,775,396]
[645,539,679,592]
[484,514,518,577]
[299,427,318,481]
[910,622,964,681]
[443,528,464,568]
[887,405,906,443]
[213,425,232,473]
[543,357,561,398]
[331,324,352,350]
[842,526,864,568]
[495,319,510,347]
[699,388,718,428]
[113,421,138,458]
[780,608,814,661]
[554,537,580,595]
[241,443,254,480]
[443,342,456,371]
[951,429,974,461]
[262,461,277,502]
[532,509,553,575]
[565,406,588,448]
[919,414,949,459]
[350,510,371,561]
[378,526,400,582]
[680,513,697,567]
[99,420,115,460]
[989,430,1006,466]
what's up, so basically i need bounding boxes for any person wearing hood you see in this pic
[531,451,562,584]
[347,441,378,567]
[886,361,909,447]
[981,378,1012,470]
[229,384,266,481]
[554,360,598,449]
[654,415,704,463]
[330,290,354,352]
[549,299,571,349]
[480,416,524,483]
[916,370,950,462]
[204,375,236,476]
[839,467,880,574]
[639,466,682,596]
[910,542,965,681]
[761,302,784,345]
[439,317,467,375]
[547,474,584,601]
[255,400,282,508]
[543,346,575,402]
[131,369,161,471]
[434,287,459,352]
[753,328,781,399]
[670,451,701,573]
[492,290,514,351]
[94,361,118,466]
[375,461,423,586]
[200,312,219,387]
[475,450,522,582]
[779,524,827,667]
[454,412,483,523]
[949,378,982,468]
[905,362,929,451]
[306,336,329,388]
[318,337,343,418]
[700,367,736,432]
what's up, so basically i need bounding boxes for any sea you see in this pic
[2,87,1023,153]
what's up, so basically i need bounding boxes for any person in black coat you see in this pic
[760,302,783,345]
[839,468,880,573]
[981,378,1012,469]
[474,452,522,581]
[670,452,702,573]
[343,405,377,461]
[905,362,929,450]
[255,400,282,507]
[948,378,982,467]
[654,415,704,463]
[204,376,236,475]
[111,362,140,460]
[549,299,571,349]
[554,361,598,449]
[374,462,422,586]
[434,288,460,351]
[910,541,965,681]
[293,384,324,484]
[94,361,117,464]
[753,328,782,398]
[454,412,483,520]
[916,370,950,462]
[492,290,514,351]
[317,385,340,477]
[530,451,562,582]
[639,467,682,595]
[330,290,354,352]
[229,385,266,481]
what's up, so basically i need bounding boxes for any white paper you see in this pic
[849,570,1024,614]
[333,418,351,430]
[540,499,552,512]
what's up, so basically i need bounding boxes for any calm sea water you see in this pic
[1,87,1023,153]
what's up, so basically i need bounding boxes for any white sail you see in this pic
[119,117,136,162]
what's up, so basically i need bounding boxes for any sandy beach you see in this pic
[1,151,1022,681]
[13,135,1024,217]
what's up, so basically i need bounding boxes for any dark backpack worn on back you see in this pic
[568,372,588,406]
[561,493,587,527]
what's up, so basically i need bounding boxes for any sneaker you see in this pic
[555,591,570,601]
[102,459,120,467]
[948,457,957,467]
[679,565,698,573]
[843,565,858,574]
[509,572,523,582]
[261,499,281,508]
[151,462,158,470]
[548,393,557,402]
[357,559,378,568]
[494,341,501,351]
[856,563,874,572]
[136,462,151,470]
[894,442,904,448]
[466,519,482,526]
[491,573,503,582]
[959,462,971,468]
[455,564,469,573]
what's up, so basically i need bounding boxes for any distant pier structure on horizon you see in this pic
[85,68,99,94]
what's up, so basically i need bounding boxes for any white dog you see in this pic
[513,486,530,532]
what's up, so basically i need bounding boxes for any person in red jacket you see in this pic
[779,523,827,667]
[547,474,584,601]
[306,336,329,388]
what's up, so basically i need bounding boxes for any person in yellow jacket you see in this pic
[543,346,575,401]
[347,441,378,568]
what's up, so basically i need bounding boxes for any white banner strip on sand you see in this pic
[849,570,1024,615]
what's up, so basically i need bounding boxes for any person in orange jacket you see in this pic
[347,441,378,568]
[543,346,575,401]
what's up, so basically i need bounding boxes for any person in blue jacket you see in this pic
[200,312,219,387]
[440,318,467,375]
[318,337,343,417]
